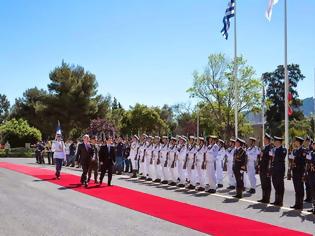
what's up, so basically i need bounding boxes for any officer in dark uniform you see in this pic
[270,136,287,207]
[306,141,315,214]
[257,134,273,204]
[303,136,312,203]
[232,138,247,199]
[289,136,307,210]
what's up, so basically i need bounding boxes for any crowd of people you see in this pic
[34,133,315,214]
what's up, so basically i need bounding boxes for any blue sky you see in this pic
[0,0,314,108]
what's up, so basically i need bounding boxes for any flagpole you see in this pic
[284,0,289,155]
[262,78,265,146]
[234,0,238,139]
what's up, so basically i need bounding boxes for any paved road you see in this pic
[1,158,314,235]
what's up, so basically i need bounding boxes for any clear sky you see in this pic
[0,0,314,108]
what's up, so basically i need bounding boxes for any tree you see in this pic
[154,105,177,134]
[0,94,10,123]
[87,118,115,137]
[187,54,261,138]
[263,64,305,136]
[121,104,168,135]
[0,118,42,147]
[10,88,52,138]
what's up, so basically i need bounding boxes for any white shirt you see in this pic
[246,146,260,162]
[52,140,66,160]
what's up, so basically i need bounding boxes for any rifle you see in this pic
[134,146,139,161]
[201,153,206,170]
[191,153,196,170]
[141,149,146,163]
[150,150,154,165]
[171,153,176,168]
[164,152,169,167]
[157,151,161,165]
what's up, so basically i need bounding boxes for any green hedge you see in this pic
[0,148,34,158]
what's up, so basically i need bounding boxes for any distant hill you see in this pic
[302,97,314,116]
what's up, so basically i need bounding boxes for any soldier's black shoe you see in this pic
[233,194,242,199]
[217,184,223,188]
[131,174,137,178]
[188,184,195,190]
[196,187,205,192]
[304,198,312,203]
[177,183,185,188]
[161,180,168,184]
[247,188,256,194]
[146,178,152,181]
[154,179,161,183]
[307,208,315,214]
[84,182,88,188]
[206,189,216,194]
[227,186,235,190]
[139,176,146,180]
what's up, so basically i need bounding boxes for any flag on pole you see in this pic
[265,0,279,21]
[56,120,62,135]
[221,0,235,40]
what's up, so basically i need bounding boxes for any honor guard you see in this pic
[145,136,154,181]
[130,135,140,178]
[226,139,236,189]
[306,141,315,214]
[289,136,307,210]
[150,136,161,182]
[246,137,260,194]
[138,134,148,179]
[160,136,170,184]
[193,137,207,191]
[177,136,188,187]
[216,139,226,188]
[205,136,219,193]
[270,136,287,207]
[232,138,248,199]
[303,136,313,203]
[168,137,178,186]
[184,136,197,189]
[257,134,273,204]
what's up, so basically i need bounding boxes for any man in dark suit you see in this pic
[99,136,116,186]
[76,134,94,187]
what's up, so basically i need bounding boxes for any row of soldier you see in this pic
[127,134,315,213]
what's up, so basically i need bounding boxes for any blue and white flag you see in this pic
[221,0,235,40]
[265,0,279,21]
[56,120,62,135]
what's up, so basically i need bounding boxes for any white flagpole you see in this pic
[284,0,289,154]
[262,78,265,146]
[234,0,238,139]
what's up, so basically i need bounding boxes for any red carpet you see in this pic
[0,162,311,236]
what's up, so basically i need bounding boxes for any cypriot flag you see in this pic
[265,0,279,21]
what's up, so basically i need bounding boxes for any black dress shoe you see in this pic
[207,189,216,194]
[233,194,242,199]
[161,180,168,184]
[188,184,195,190]
[304,198,312,203]
[107,183,112,186]
[217,184,223,188]
[257,199,264,203]
[196,187,205,192]
[146,178,152,181]
[94,180,99,184]
[227,186,235,190]
[247,189,256,194]
[177,184,185,188]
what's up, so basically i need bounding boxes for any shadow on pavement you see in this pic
[33,178,57,182]
[247,203,281,213]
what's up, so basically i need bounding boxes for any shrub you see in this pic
[0,119,42,148]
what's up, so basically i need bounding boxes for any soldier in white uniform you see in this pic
[193,137,207,191]
[145,136,154,181]
[159,136,169,184]
[129,135,140,178]
[176,136,187,187]
[216,139,226,188]
[138,134,148,180]
[225,139,236,189]
[246,137,260,194]
[185,136,197,190]
[167,137,178,186]
[205,136,219,193]
[150,136,161,182]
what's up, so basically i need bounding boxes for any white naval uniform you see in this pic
[129,141,139,171]
[138,143,146,176]
[159,144,169,182]
[246,146,260,190]
[192,145,207,187]
[145,143,154,178]
[167,145,178,183]
[185,145,197,184]
[225,147,236,187]
[216,146,226,186]
[205,144,219,190]
[150,144,161,180]
[177,144,187,184]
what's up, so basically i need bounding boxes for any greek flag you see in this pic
[265,0,279,21]
[221,0,235,40]
[56,120,62,135]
